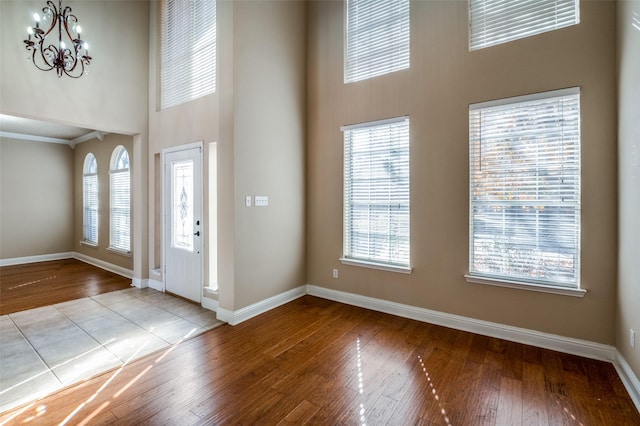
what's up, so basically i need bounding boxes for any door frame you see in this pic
[162,141,204,303]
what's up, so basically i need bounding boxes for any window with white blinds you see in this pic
[161,0,216,110]
[83,153,99,245]
[342,117,410,270]
[469,0,580,50]
[468,88,581,288]
[109,146,131,253]
[345,0,410,83]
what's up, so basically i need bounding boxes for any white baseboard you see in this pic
[202,296,218,312]
[73,252,133,280]
[148,278,164,292]
[0,252,74,267]
[306,284,615,363]
[217,286,307,326]
[132,278,148,289]
[614,350,640,412]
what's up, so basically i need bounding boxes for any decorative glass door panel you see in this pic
[172,160,194,252]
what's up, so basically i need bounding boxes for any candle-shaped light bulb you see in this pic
[76,25,82,34]
[83,42,89,50]
[33,12,40,28]
[60,41,66,49]
[27,26,34,35]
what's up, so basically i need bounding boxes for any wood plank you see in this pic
[0,259,131,315]
[1,295,639,425]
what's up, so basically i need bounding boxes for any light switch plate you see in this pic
[245,196,252,207]
[255,196,269,207]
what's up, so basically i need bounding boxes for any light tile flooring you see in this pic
[0,287,223,413]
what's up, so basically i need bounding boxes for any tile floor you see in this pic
[0,287,223,413]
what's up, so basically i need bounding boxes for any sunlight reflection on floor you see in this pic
[418,355,451,425]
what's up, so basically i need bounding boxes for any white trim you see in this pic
[148,278,164,292]
[614,351,640,412]
[469,87,580,111]
[216,286,307,326]
[202,295,218,313]
[341,115,409,132]
[73,252,133,279]
[465,274,587,297]
[0,252,73,267]
[305,284,615,362]
[0,131,69,145]
[340,258,412,274]
[131,277,148,289]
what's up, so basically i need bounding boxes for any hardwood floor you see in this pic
[0,258,132,315]
[1,295,638,425]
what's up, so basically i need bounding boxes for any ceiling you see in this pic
[0,114,100,145]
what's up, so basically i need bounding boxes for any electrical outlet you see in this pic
[245,196,252,207]
[332,269,339,279]
[631,329,636,349]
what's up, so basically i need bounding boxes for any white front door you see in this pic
[164,144,203,303]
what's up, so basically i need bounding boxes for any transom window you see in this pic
[161,0,216,109]
[82,153,98,245]
[468,88,581,288]
[109,146,131,253]
[345,0,410,83]
[342,117,411,272]
[469,0,580,50]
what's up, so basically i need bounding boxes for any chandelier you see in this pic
[23,0,92,78]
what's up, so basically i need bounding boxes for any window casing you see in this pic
[109,146,131,253]
[160,0,216,110]
[469,0,580,50]
[342,117,411,271]
[345,0,410,83]
[83,153,99,245]
[468,88,581,289]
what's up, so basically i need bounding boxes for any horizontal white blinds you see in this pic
[469,88,580,287]
[110,169,131,252]
[343,117,410,268]
[161,0,216,110]
[469,0,579,50]
[345,0,410,83]
[83,173,98,244]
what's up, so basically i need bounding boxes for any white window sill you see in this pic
[340,258,412,274]
[464,274,586,298]
[80,240,97,248]
[107,247,132,257]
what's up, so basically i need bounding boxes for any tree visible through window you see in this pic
[83,153,98,245]
[110,146,131,253]
[468,88,581,288]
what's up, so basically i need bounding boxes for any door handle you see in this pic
[194,231,200,236]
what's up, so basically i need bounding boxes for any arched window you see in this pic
[83,153,99,245]
[109,146,131,253]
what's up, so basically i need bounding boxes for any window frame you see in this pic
[109,146,131,254]
[466,87,585,297]
[82,153,99,246]
[468,0,580,51]
[341,116,412,274]
[160,0,217,110]
[344,0,410,84]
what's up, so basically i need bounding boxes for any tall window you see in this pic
[345,0,410,83]
[469,0,580,50]
[109,146,131,253]
[342,117,411,271]
[468,88,581,288]
[83,153,99,245]
[161,0,216,109]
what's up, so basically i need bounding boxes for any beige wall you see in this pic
[617,0,640,382]
[148,1,306,311]
[0,0,149,280]
[73,134,134,270]
[0,138,74,259]
[307,0,618,344]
